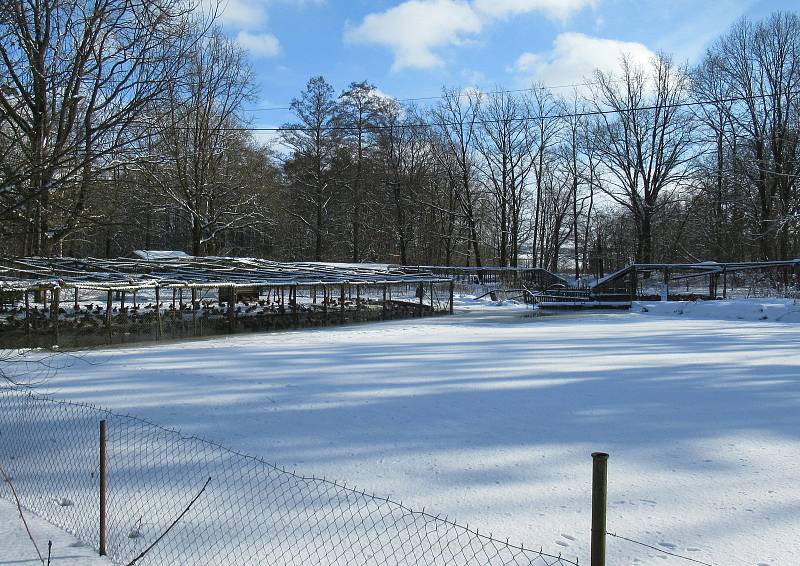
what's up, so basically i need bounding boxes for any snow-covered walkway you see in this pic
[5,299,800,565]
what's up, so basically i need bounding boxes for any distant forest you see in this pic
[1,2,799,278]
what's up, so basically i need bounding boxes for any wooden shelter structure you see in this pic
[0,256,453,348]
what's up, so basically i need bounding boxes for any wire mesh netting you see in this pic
[0,387,576,566]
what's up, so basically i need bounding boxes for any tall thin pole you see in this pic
[155,286,162,340]
[99,420,107,556]
[591,452,609,566]
[449,280,454,315]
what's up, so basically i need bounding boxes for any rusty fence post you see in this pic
[99,419,107,556]
[591,452,608,566]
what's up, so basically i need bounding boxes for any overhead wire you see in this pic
[188,89,800,134]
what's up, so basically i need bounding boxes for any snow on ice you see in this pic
[2,297,799,565]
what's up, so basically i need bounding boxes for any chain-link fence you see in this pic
[0,386,575,566]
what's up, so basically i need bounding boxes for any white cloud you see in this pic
[511,32,656,88]
[345,0,595,72]
[472,0,596,21]
[345,0,482,71]
[236,31,281,57]
[215,0,268,29]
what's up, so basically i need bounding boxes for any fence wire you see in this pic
[0,387,575,566]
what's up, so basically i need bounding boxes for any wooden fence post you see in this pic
[24,290,31,335]
[51,287,60,345]
[449,280,454,315]
[155,286,162,339]
[99,420,107,556]
[591,452,609,566]
[228,286,236,333]
[292,285,299,326]
[105,290,113,331]
[323,285,328,324]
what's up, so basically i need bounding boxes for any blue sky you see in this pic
[219,0,797,132]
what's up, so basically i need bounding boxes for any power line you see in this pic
[242,78,625,113]
[199,90,800,134]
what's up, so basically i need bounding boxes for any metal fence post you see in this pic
[100,419,107,556]
[591,452,609,566]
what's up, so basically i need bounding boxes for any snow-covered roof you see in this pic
[132,250,189,260]
[0,256,449,291]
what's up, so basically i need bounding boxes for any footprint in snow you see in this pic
[658,542,677,550]
[560,534,576,541]
[556,541,569,547]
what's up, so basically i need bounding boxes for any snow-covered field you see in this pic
[0,498,110,565]
[4,297,800,565]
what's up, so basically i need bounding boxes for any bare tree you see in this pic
[430,88,484,268]
[282,77,339,261]
[587,54,697,264]
[139,27,261,256]
[0,0,204,255]
[526,86,562,268]
[699,12,800,260]
[337,81,384,262]
[476,89,535,266]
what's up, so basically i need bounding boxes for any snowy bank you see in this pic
[633,298,800,322]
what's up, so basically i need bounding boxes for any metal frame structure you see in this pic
[591,260,800,301]
[0,256,450,291]
[0,256,454,348]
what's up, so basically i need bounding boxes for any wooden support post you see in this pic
[228,286,236,333]
[429,281,434,313]
[382,285,387,320]
[99,419,107,557]
[106,290,113,330]
[591,452,609,566]
[51,287,60,345]
[24,290,31,335]
[355,286,361,322]
[155,286,162,339]
[120,291,125,310]
[74,287,79,310]
[340,284,345,321]
[292,285,298,326]
[722,268,727,300]
[312,285,317,304]
[323,285,328,324]
[449,280,454,315]
[132,290,137,309]
[191,287,197,333]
